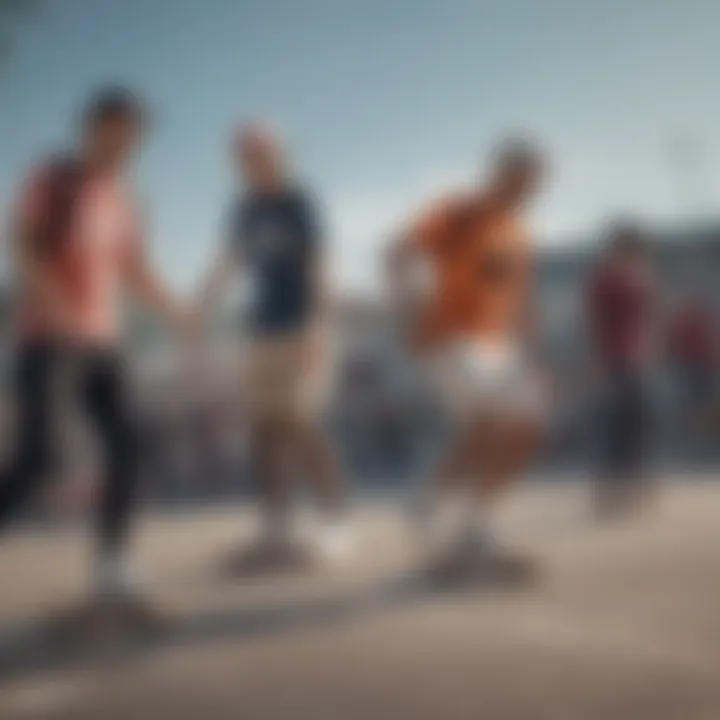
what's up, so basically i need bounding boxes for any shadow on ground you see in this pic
[0,564,528,684]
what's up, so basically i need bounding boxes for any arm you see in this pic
[197,248,237,320]
[385,231,416,300]
[125,240,191,333]
[520,261,541,348]
[385,203,446,306]
[298,194,334,366]
[197,202,243,321]
[384,198,458,329]
[311,253,334,322]
[302,194,333,322]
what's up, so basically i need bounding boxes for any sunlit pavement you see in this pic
[2,478,720,720]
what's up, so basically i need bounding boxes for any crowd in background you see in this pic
[136,230,719,503]
[0,224,717,511]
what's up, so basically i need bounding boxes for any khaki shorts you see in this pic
[241,331,329,420]
[427,340,547,424]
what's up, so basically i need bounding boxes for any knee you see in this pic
[254,414,294,443]
[15,440,55,480]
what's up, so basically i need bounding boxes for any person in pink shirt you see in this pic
[0,86,191,612]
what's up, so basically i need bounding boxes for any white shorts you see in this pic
[426,340,547,424]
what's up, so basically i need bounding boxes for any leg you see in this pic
[471,414,545,502]
[276,331,354,558]
[618,370,654,512]
[286,331,348,513]
[413,415,486,552]
[411,347,488,546]
[596,369,650,518]
[241,338,300,543]
[283,412,355,560]
[432,420,483,497]
[446,360,548,569]
[287,414,346,511]
[0,343,61,531]
[595,375,621,516]
[80,352,141,591]
[424,363,544,527]
[251,413,296,536]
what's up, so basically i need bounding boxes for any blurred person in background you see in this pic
[199,123,351,563]
[586,221,658,517]
[387,139,548,579]
[667,288,718,441]
[0,86,192,617]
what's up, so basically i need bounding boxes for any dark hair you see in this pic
[607,219,649,256]
[494,137,544,172]
[82,86,147,131]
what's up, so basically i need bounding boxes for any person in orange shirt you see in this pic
[387,139,547,580]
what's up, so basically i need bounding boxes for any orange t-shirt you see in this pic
[408,193,533,350]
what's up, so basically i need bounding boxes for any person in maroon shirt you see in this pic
[586,221,657,517]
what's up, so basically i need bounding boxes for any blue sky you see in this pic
[1,0,719,290]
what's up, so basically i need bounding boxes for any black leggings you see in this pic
[600,368,652,479]
[0,340,139,553]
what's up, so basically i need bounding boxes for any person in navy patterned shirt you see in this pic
[199,123,351,563]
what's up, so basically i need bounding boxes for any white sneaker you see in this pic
[423,495,471,555]
[93,556,142,601]
[314,517,355,563]
[451,523,495,565]
[259,508,297,549]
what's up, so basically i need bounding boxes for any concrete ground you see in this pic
[1,479,720,720]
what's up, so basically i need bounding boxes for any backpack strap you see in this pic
[35,155,86,258]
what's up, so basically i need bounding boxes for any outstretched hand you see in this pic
[173,304,203,341]
[172,306,213,386]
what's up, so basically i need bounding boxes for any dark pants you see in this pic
[676,362,716,414]
[0,339,139,553]
[599,367,652,479]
